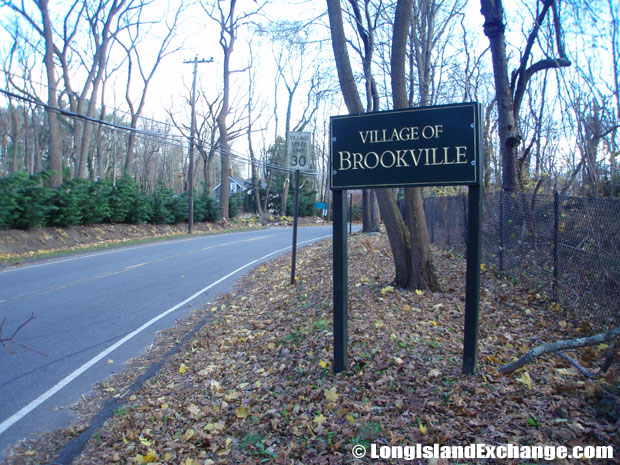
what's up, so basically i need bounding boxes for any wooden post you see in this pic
[183,56,212,234]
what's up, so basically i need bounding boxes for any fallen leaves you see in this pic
[324,387,338,403]
[234,406,250,419]
[380,285,394,295]
[69,232,618,465]
[517,371,533,390]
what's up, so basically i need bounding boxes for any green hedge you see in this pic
[0,172,223,229]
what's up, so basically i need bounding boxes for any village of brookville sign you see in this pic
[330,103,480,189]
[329,102,483,375]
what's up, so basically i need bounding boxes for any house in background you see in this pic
[212,171,248,201]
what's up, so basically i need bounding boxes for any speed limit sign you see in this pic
[287,131,311,171]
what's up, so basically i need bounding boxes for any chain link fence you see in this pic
[424,192,620,332]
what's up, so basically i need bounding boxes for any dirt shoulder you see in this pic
[0,216,325,264]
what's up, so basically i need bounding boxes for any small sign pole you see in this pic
[290,170,300,285]
[333,189,348,373]
[287,131,310,286]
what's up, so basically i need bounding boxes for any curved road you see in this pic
[0,226,334,457]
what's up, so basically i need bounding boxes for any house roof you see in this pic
[213,175,249,193]
[230,177,247,187]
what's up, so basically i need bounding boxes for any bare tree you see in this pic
[328,0,438,290]
[480,0,570,192]
[563,74,618,197]
[345,0,382,231]
[119,1,183,178]
[246,49,265,216]
[62,0,137,179]
[607,0,620,195]
[204,0,244,222]
[257,19,326,216]
[5,0,66,186]
[4,0,146,181]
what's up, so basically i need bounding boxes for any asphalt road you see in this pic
[0,225,335,457]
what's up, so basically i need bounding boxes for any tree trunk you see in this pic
[326,0,438,289]
[213,0,239,223]
[374,188,412,286]
[124,115,140,177]
[404,188,439,290]
[39,0,63,188]
[362,189,371,232]
[281,174,290,216]
[393,0,439,291]
[247,114,263,215]
[9,101,19,174]
[263,169,273,213]
[480,0,520,192]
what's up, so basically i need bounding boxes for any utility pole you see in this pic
[184,55,213,234]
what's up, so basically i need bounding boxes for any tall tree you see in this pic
[120,2,183,178]
[203,0,256,222]
[480,0,570,192]
[396,0,441,291]
[326,0,439,290]
[6,0,66,186]
[39,0,63,187]
[62,0,133,179]
[246,49,264,215]
[346,0,381,232]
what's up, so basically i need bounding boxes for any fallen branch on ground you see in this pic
[499,325,620,374]
[0,313,47,356]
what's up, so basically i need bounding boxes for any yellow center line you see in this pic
[202,234,276,251]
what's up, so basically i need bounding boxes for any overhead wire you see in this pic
[0,87,317,176]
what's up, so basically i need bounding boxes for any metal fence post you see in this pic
[463,195,468,247]
[447,198,452,248]
[430,198,435,244]
[499,190,504,272]
[553,190,559,301]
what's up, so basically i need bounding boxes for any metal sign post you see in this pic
[330,102,483,375]
[288,132,311,285]
[290,169,300,285]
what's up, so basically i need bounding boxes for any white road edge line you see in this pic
[0,234,330,436]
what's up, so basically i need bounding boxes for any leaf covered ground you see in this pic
[11,232,620,464]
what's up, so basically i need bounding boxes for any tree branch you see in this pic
[499,325,620,374]
[0,313,47,356]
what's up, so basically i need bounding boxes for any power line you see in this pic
[0,87,317,176]
[2,70,176,131]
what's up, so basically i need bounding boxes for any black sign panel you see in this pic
[330,103,481,190]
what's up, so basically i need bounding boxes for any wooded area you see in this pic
[1,0,619,277]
